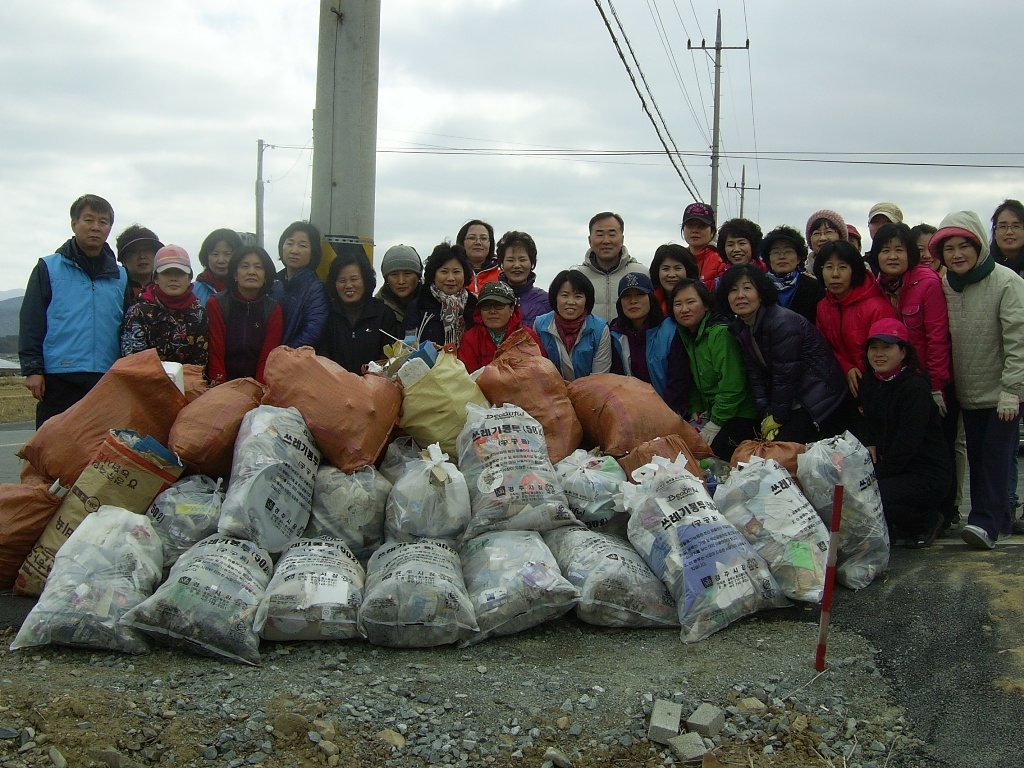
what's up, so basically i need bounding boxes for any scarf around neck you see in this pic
[874,364,907,382]
[877,273,903,306]
[554,313,587,353]
[430,285,469,346]
[196,269,226,294]
[945,253,995,293]
[141,282,199,312]
[767,269,800,293]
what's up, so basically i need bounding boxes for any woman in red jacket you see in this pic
[206,246,283,385]
[814,240,896,397]
[457,281,543,373]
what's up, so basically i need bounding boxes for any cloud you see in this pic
[1,0,1022,296]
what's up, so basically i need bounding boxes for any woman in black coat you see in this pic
[855,318,952,548]
[318,250,400,373]
[717,264,847,443]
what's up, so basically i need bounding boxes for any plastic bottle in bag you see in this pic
[385,444,471,542]
[306,465,391,561]
[146,475,224,577]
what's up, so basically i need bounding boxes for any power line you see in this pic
[604,0,704,200]
[375,146,1024,169]
[592,0,703,200]
[645,0,709,145]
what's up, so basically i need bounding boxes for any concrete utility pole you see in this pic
[726,165,760,219]
[310,0,381,274]
[256,139,266,247]
[688,11,749,218]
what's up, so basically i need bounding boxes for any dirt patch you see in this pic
[0,377,34,424]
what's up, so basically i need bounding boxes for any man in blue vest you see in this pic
[19,194,128,427]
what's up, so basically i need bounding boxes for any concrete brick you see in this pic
[686,702,725,738]
[667,731,707,762]
[647,699,682,745]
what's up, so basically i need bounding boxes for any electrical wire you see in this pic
[592,0,703,200]
[645,0,709,145]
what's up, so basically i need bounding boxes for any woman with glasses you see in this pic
[456,219,501,294]
[760,226,824,324]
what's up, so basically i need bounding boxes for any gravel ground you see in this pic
[0,604,930,768]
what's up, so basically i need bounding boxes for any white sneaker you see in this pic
[961,524,996,550]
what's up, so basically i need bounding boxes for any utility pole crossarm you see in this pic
[687,10,750,219]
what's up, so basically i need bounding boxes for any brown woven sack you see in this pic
[17,349,190,487]
[0,483,62,589]
[168,378,265,479]
[183,364,209,402]
[616,434,702,484]
[262,346,401,473]
[730,439,806,479]
[476,330,583,465]
[566,373,712,459]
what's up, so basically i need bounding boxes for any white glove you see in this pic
[699,421,722,446]
[931,390,947,418]
[997,391,1020,422]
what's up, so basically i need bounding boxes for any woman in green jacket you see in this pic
[664,278,759,460]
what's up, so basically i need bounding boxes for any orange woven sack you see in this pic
[17,349,190,487]
[262,346,401,473]
[183,364,209,402]
[617,434,702,484]
[476,331,583,465]
[730,439,806,478]
[0,482,63,589]
[169,378,265,479]
[566,373,712,459]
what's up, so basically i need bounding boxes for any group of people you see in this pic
[19,195,1024,553]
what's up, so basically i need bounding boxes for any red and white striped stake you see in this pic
[815,482,844,672]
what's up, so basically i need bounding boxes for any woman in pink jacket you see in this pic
[814,240,896,397]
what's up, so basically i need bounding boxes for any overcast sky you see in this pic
[2,0,1021,293]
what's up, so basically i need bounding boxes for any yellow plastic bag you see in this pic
[399,350,488,457]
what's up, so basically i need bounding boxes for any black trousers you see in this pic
[35,373,103,428]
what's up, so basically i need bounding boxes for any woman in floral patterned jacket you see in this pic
[120,244,208,367]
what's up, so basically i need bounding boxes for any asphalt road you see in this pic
[2,421,1022,766]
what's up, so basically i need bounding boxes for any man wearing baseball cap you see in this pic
[19,194,127,427]
[457,280,542,372]
[575,211,647,323]
[867,202,904,240]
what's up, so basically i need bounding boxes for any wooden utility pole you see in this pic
[310,0,381,273]
[255,139,266,247]
[688,11,749,218]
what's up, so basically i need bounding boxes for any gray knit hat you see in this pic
[380,244,422,278]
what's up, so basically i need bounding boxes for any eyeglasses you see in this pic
[768,248,798,258]
[996,223,1023,233]
[464,235,490,242]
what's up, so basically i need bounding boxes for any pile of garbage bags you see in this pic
[1,348,890,665]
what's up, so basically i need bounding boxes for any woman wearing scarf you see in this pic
[934,211,1024,549]
[760,226,824,324]
[855,319,951,549]
[193,228,243,307]
[120,244,208,366]
[403,242,477,348]
[534,270,612,382]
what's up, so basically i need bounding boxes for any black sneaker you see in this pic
[1013,518,1024,535]
[905,522,941,549]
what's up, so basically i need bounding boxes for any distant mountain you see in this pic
[0,289,24,301]
[0,296,21,337]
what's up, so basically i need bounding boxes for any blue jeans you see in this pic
[962,407,1019,539]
